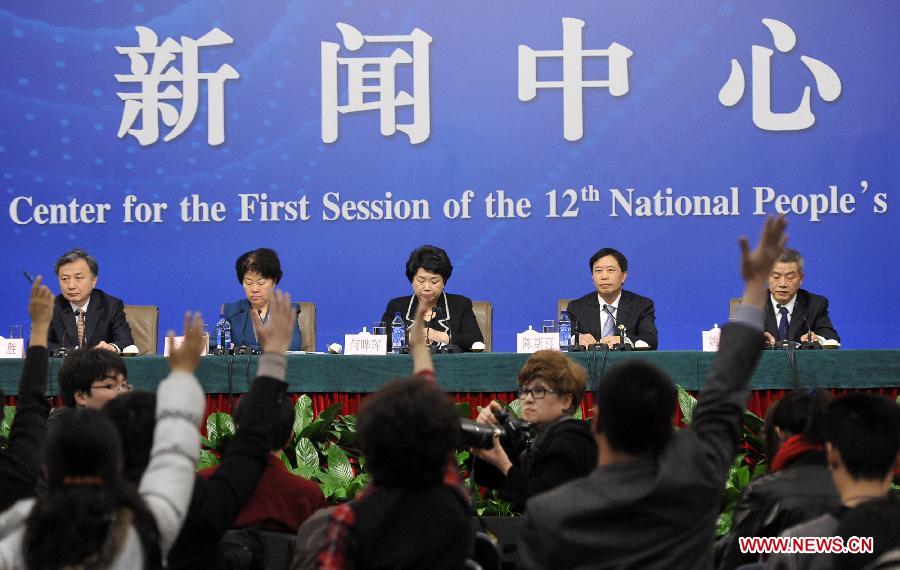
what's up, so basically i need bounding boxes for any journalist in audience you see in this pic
[0,312,206,569]
[766,393,900,570]
[764,248,840,347]
[381,244,483,352]
[198,387,325,533]
[0,277,53,512]
[48,248,134,353]
[316,303,474,570]
[58,346,132,409]
[517,216,786,569]
[566,247,659,349]
[717,389,840,569]
[105,291,301,570]
[470,350,597,511]
[223,248,302,351]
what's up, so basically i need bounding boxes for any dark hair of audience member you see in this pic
[405,245,453,283]
[825,393,900,480]
[357,378,459,488]
[235,248,283,284]
[103,391,158,485]
[234,392,295,451]
[594,360,675,456]
[588,247,628,273]
[58,348,128,408]
[835,495,900,570]
[23,408,162,569]
[765,388,833,459]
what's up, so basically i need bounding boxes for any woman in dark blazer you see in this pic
[381,245,483,352]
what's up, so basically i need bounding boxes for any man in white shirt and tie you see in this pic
[565,248,658,350]
[763,248,839,347]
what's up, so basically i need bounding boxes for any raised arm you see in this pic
[0,277,54,511]
[690,216,787,477]
[139,312,206,556]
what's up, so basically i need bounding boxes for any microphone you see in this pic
[615,324,633,351]
[569,311,585,352]
[798,307,822,350]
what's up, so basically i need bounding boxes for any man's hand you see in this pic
[95,341,118,352]
[251,290,295,353]
[578,333,598,347]
[739,215,788,309]
[598,335,621,348]
[27,276,54,348]
[800,331,819,343]
[168,312,205,374]
[763,331,776,347]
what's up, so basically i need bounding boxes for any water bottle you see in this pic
[215,314,226,352]
[222,318,232,353]
[391,312,405,354]
[558,311,572,350]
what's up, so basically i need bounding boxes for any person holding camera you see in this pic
[471,351,598,511]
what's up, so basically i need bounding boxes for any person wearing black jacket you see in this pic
[0,277,53,512]
[717,389,840,569]
[381,245,483,352]
[103,290,302,569]
[471,350,597,511]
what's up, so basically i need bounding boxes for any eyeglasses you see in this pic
[517,387,560,400]
[90,379,133,393]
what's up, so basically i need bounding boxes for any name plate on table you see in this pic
[702,326,721,352]
[164,335,210,356]
[0,337,25,358]
[344,332,387,355]
[516,329,560,353]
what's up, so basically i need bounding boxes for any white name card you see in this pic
[164,334,210,356]
[0,337,25,359]
[702,326,721,352]
[344,332,387,355]
[516,328,560,353]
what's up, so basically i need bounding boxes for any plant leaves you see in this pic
[205,412,235,449]
[295,437,320,471]
[455,402,471,418]
[507,399,523,418]
[326,444,354,486]
[677,386,696,425]
[196,449,219,471]
[0,406,16,440]
[294,395,314,434]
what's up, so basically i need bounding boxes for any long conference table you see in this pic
[2,350,899,417]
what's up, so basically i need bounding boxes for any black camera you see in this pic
[460,407,532,451]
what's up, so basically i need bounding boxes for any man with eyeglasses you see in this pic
[471,349,598,512]
[47,248,134,354]
[58,347,132,409]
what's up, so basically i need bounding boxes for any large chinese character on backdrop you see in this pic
[115,26,240,146]
[519,17,633,142]
[719,18,841,131]
[321,23,432,144]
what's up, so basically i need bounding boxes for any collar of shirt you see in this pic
[771,294,796,322]
[70,297,91,314]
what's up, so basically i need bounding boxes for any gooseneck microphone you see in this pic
[569,312,585,352]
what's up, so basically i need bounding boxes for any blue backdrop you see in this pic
[2,1,897,351]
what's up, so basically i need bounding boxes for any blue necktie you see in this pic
[777,305,789,341]
[602,305,616,338]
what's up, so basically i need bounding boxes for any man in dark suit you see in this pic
[764,248,839,346]
[565,248,658,349]
[518,217,787,570]
[47,249,133,353]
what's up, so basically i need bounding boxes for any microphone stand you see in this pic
[614,324,633,351]
[569,312,585,352]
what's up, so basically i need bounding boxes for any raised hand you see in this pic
[739,215,787,309]
[168,312,205,373]
[27,275,54,347]
[251,290,295,353]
